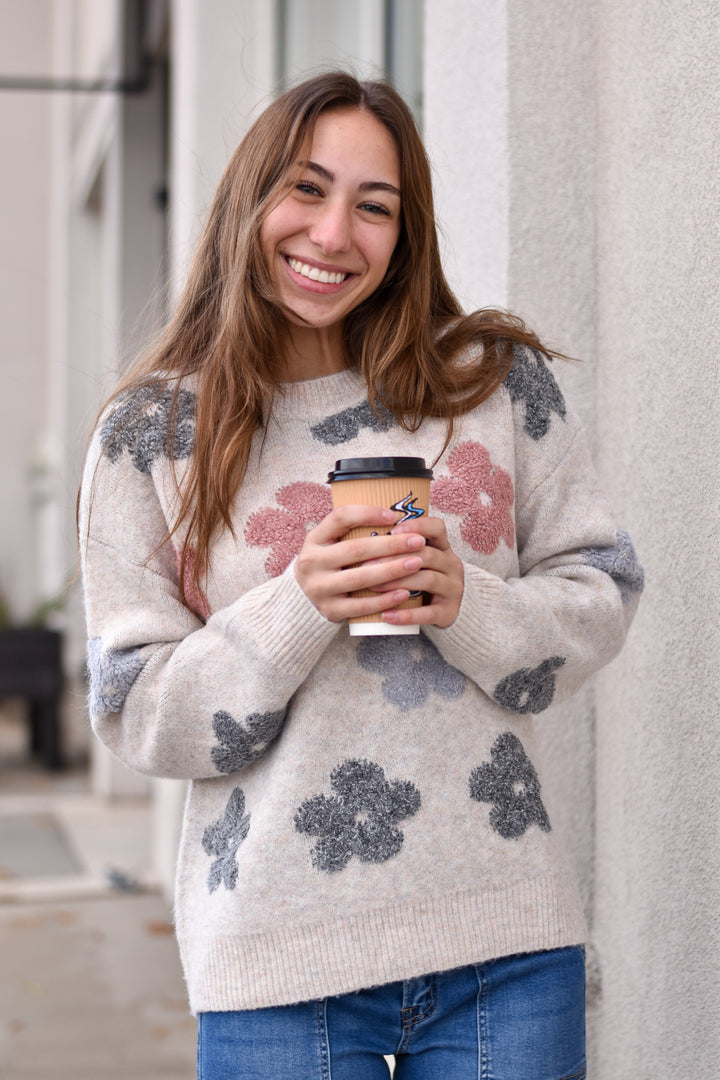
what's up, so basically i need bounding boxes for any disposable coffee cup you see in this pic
[328,456,433,636]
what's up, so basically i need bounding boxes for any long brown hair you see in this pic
[95,71,558,593]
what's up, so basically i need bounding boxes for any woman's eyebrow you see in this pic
[359,180,401,198]
[302,160,401,198]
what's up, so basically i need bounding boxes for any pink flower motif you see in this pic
[245,482,333,577]
[175,545,212,621]
[431,441,515,554]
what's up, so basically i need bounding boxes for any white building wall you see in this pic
[426,0,720,1076]
[592,0,720,1073]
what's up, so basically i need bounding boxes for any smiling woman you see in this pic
[79,70,642,1080]
[88,72,555,594]
[259,107,402,378]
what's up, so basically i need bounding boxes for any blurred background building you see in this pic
[0,2,717,1077]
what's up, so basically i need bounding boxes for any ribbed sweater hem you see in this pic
[185,873,586,1013]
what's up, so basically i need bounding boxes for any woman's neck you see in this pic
[277,323,347,381]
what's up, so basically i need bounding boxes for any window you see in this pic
[277,0,423,121]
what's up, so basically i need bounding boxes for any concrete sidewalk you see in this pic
[0,740,196,1079]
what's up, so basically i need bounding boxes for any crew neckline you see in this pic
[272,367,367,417]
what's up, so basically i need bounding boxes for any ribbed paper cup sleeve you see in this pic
[330,474,431,635]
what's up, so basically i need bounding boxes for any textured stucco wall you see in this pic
[506,1,598,432]
[425,0,720,1075]
[592,1,720,1074]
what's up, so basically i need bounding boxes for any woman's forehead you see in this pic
[300,108,401,187]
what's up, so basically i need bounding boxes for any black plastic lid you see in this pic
[328,456,433,482]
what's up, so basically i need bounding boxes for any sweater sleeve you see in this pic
[424,352,644,715]
[79,423,340,781]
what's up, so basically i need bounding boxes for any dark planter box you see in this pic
[0,628,64,769]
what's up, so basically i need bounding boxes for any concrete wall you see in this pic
[593,0,720,1072]
[426,0,720,1075]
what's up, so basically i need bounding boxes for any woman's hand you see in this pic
[372,517,465,629]
[294,505,428,623]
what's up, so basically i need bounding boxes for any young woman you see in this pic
[80,72,643,1079]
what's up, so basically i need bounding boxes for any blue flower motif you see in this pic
[356,633,465,711]
[310,400,395,445]
[86,636,147,715]
[504,345,566,440]
[100,384,196,473]
[579,530,644,603]
[202,788,251,892]
[493,656,566,714]
[210,709,287,774]
[469,732,551,839]
[295,759,421,873]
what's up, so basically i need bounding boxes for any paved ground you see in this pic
[1,893,197,1079]
[0,712,197,1079]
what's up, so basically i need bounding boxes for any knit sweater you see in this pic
[79,347,643,1013]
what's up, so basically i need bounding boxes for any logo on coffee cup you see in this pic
[371,492,425,536]
[390,494,425,524]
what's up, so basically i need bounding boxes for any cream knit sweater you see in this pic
[79,347,643,1013]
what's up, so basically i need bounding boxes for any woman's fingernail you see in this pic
[404,557,422,571]
[406,535,425,549]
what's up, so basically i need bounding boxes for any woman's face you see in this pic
[260,107,402,334]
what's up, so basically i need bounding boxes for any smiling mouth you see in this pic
[286,257,350,285]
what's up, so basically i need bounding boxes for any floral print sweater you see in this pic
[79,347,643,1013]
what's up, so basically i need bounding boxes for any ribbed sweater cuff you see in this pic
[424,564,509,671]
[215,563,341,681]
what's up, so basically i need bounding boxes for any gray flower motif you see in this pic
[210,708,286,774]
[579,529,645,604]
[202,787,251,892]
[356,633,466,711]
[86,636,147,715]
[493,656,566,714]
[469,732,551,839]
[310,400,395,445]
[100,384,196,473]
[504,345,566,440]
[294,759,421,873]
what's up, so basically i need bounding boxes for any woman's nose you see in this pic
[308,202,351,254]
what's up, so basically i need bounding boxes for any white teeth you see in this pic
[288,258,346,285]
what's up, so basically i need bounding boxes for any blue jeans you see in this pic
[197,946,586,1080]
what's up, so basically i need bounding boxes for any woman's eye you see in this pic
[360,202,392,217]
[296,180,322,196]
